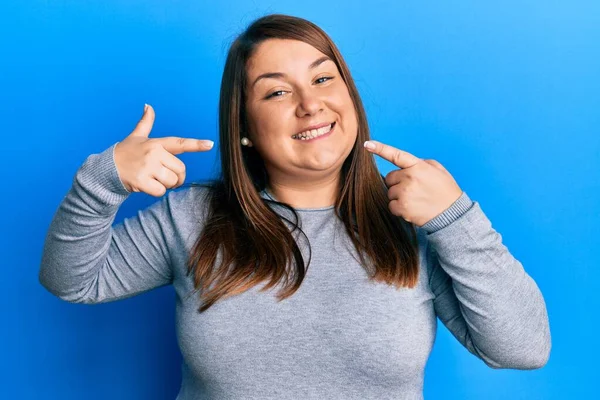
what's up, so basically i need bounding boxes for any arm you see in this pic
[421,192,552,369]
[39,142,184,304]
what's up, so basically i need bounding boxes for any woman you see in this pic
[39,13,551,400]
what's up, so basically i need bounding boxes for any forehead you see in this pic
[246,39,328,77]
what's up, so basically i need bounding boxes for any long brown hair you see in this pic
[185,13,419,313]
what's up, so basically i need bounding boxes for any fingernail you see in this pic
[205,140,214,148]
[144,103,149,112]
[364,141,375,150]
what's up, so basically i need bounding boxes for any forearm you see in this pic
[39,143,131,301]
[424,194,551,369]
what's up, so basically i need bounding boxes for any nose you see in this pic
[295,89,324,118]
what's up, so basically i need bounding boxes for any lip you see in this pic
[293,122,335,142]
[294,121,334,137]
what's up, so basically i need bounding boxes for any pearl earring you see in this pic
[241,137,250,146]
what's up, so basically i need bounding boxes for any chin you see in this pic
[301,158,345,173]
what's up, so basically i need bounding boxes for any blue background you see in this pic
[1,0,598,398]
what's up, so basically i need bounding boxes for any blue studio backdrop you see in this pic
[1,0,598,398]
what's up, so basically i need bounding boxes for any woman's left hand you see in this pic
[364,140,464,227]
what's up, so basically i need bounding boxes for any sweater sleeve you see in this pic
[39,142,185,304]
[421,192,552,369]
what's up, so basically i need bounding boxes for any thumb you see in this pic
[130,103,155,138]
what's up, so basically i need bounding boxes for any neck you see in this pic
[266,174,340,209]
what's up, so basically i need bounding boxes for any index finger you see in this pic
[156,137,215,155]
[364,140,421,169]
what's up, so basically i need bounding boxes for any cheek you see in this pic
[337,96,358,135]
[330,87,356,121]
[252,104,294,136]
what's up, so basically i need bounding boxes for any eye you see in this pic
[265,90,287,99]
[264,76,334,100]
[315,76,334,84]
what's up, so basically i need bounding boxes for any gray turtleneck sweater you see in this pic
[39,142,551,399]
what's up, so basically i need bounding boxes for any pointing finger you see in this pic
[157,136,215,155]
[364,140,421,169]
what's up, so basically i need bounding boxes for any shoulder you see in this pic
[138,184,215,238]
[168,183,213,204]
[166,183,214,217]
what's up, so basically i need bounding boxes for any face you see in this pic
[244,38,358,184]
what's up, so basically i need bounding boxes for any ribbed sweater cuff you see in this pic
[74,141,132,206]
[420,191,475,234]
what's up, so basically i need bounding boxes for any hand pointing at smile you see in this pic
[364,140,464,227]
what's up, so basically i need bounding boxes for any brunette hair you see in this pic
[185,13,419,312]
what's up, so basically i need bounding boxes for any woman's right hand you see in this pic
[114,104,214,197]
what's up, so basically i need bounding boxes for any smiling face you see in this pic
[244,39,358,186]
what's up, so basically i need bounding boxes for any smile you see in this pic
[291,122,336,141]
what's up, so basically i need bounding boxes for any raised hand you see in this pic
[114,104,214,197]
[364,140,463,227]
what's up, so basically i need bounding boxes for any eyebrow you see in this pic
[251,56,333,88]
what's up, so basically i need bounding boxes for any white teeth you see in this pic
[293,123,333,140]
